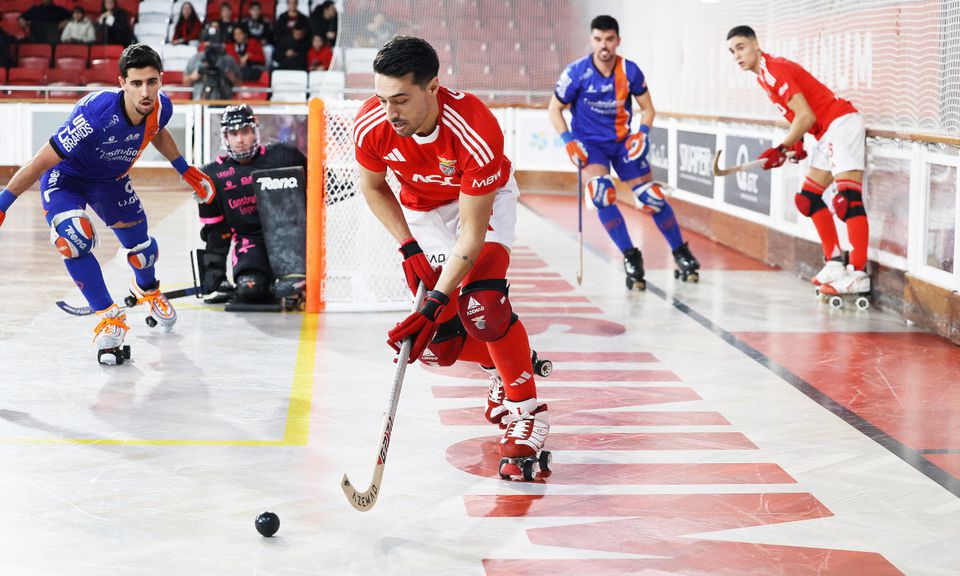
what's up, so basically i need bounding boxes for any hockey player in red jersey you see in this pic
[354,36,549,480]
[728,25,871,299]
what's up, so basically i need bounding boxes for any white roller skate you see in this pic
[820,265,871,310]
[812,253,847,294]
[128,280,177,329]
[481,351,554,428]
[498,398,551,481]
[94,304,131,365]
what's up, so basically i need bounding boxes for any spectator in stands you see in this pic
[19,0,71,43]
[61,6,96,44]
[227,26,265,81]
[363,13,395,48]
[200,2,237,44]
[242,1,273,46]
[307,33,332,71]
[97,0,134,46]
[273,20,309,71]
[309,0,337,46]
[276,0,310,43]
[171,1,202,45]
[184,42,241,99]
[0,28,15,68]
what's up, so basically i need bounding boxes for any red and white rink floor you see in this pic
[1,189,959,575]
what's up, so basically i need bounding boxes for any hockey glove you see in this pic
[787,140,807,163]
[624,125,650,162]
[172,156,216,204]
[387,289,449,363]
[399,238,441,296]
[560,131,588,167]
[0,188,16,228]
[758,145,788,170]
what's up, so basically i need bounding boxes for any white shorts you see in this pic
[809,112,866,174]
[402,175,520,267]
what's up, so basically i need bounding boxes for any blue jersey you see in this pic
[48,89,173,181]
[554,55,647,144]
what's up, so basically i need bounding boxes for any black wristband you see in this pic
[420,289,449,320]
[399,239,423,259]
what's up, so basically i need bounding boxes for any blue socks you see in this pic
[652,202,684,251]
[596,205,634,253]
[63,254,114,312]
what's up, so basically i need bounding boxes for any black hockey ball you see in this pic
[255,511,280,537]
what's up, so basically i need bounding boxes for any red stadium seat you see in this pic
[235,88,268,101]
[84,68,118,86]
[18,43,53,60]
[0,68,6,84]
[163,70,184,84]
[47,69,83,99]
[6,67,46,98]
[116,0,138,17]
[18,56,50,70]
[90,59,120,75]
[90,45,124,61]
[56,57,88,72]
[0,14,25,40]
[55,43,89,61]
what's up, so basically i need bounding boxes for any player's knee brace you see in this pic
[458,279,517,342]
[49,209,99,258]
[633,181,666,214]
[421,316,466,367]
[832,181,867,221]
[794,190,828,217]
[587,175,617,208]
[126,237,159,270]
[235,271,271,302]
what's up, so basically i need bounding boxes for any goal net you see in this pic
[306,98,409,312]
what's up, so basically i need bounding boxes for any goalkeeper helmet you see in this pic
[220,104,260,162]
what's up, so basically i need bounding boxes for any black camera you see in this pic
[203,43,225,73]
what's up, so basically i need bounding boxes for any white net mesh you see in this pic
[320,99,409,311]
[630,0,960,136]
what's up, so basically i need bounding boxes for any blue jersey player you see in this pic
[549,15,700,288]
[0,44,216,364]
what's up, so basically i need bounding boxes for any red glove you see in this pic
[560,131,588,167]
[787,140,807,163]
[399,238,440,296]
[387,289,448,363]
[183,166,216,204]
[758,145,788,170]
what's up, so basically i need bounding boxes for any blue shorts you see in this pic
[40,168,145,227]
[583,139,651,181]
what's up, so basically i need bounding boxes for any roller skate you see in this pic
[498,399,551,481]
[127,280,177,329]
[94,304,131,365]
[819,265,871,310]
[812,252,848,297]
[623,247,646,291]
[481,350,554,428]
[672,242,700,282]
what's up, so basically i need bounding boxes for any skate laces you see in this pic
[135,285,173,317]
[92,313,128,342]
[506,416,533,439]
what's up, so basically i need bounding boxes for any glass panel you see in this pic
[926,163,956,272]
[865,152,910,259]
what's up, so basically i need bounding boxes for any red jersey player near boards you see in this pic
[727,25,870,299]
[354,36,550,480]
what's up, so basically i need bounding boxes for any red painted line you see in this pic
[511,295,591,303]
[438,408,729,426]
[512,306,604,314]
[507,272,562,278]
[432,386,700,406]
[447,433,757,460]
[538,351,659,362]
[508,258,549,270]
[509,279,577,293]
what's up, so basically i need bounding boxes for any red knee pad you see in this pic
[458,279,516,342]
[833,180,867,221]
[420,316,466,366]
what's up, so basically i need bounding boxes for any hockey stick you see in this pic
[576,160,584,285]
[341,283,427,512]
[55,286,201,317]
[713,149,795,176]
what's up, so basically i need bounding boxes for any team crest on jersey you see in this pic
[438,156,456,176]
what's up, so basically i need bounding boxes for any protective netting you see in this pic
[332,0,590,104]
[631,0,960,136]
[321,99,409,310]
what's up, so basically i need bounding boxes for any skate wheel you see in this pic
[145,316,158,328]
[814,287,822,298]
[521,458,536,481]
[124,295,138,308]
[828,295,844,310]
[535,359,553,378]
[538,450,552,472]
[498,457,512,480]
[673,269,680,279]
[122,345,131,359]
[855,296,870,311]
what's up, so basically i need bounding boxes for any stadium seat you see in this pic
[234,88,269,101]
[56,57,88,72]
[0,68,6,84]
[162,43,197,72]
[116,0,139,18]
[135,22,168,40]
[46,68,83,99]
[90,59,120,75]
[0,15,25,40]
[344,48,378,74]
[309,70,345,100]
[270,70,308,102]
[55,44,89,62]
[18,56,50,70]
[90,45,125,61]
[7,67,46,98]
[18,43,53,61]
[85,68,117,86]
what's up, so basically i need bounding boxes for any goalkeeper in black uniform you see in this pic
[198,104,307,305]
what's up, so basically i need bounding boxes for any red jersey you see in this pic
[353,86,512,211]
[756,53,857,140]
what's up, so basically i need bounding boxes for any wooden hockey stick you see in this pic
[712,149,795,176]
[341,283,427,512]
[55,286,200,317]
[576,161,584,285]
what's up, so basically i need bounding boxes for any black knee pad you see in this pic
[235,271,271,302]
[794,189,828,217]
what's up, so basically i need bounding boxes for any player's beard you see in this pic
[137,100,155,116]
[596,49,614,62]
[390,119,416,137]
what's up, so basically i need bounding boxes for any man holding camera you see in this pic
[184,43,241,100]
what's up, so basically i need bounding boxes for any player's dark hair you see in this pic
[118,44,163,77]
[590,15,619,35]
[727,25,757,40]
[373,36,439,87]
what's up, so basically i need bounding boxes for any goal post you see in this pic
[305,97,409,313]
